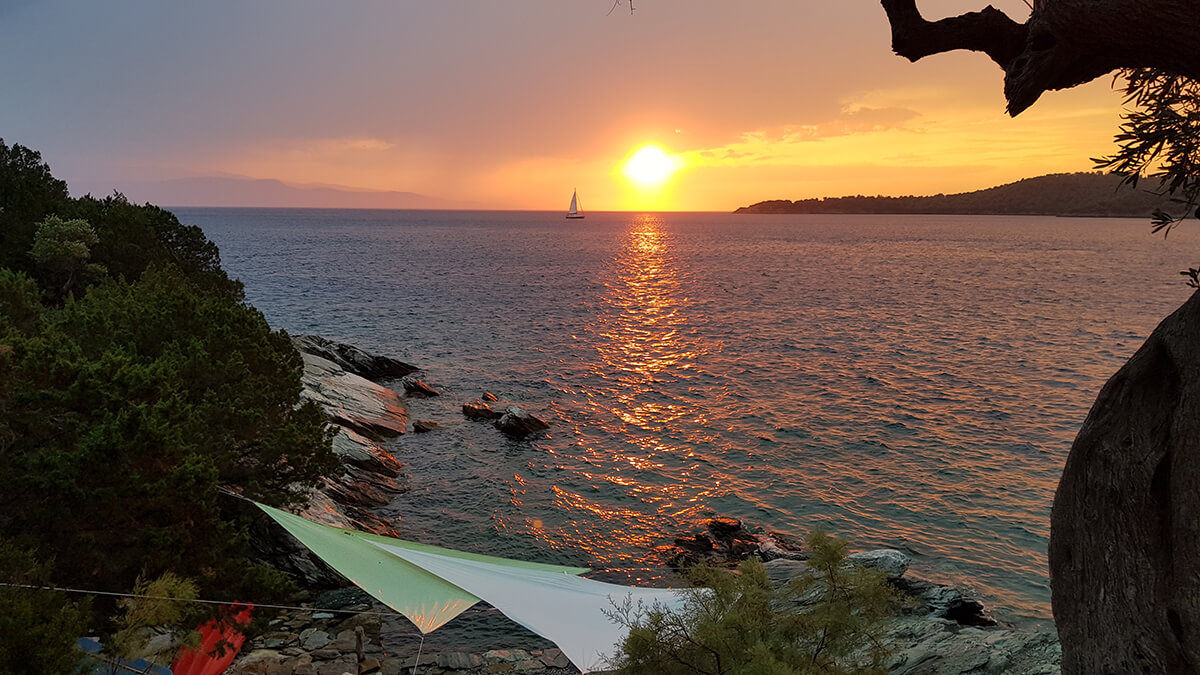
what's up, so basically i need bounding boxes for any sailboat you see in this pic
[566,189,585,219]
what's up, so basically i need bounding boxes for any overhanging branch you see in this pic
[881,0,1027,70]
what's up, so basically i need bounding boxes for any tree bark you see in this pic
[1050,292,1200,673]
[881,0,1200,115]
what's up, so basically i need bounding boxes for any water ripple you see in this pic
[180,208,1200,625]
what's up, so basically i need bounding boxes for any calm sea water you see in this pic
[181,208,1199,627]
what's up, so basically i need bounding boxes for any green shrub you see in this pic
[607,530,900,674]
[0,538,90,675]
[0,265,336,601]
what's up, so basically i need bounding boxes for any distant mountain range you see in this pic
[734,173,1170,217]
[79,176,468,210]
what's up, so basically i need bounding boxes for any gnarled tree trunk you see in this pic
[881,0,1200,115]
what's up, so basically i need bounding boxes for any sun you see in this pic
[623,145,679,187]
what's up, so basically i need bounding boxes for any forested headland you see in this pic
[734,172,1168,217]
[0,139,338,668]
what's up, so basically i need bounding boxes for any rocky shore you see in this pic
[234,337,1061,674]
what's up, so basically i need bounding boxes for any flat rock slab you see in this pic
[300,353,408,440]
[293,334,418,381]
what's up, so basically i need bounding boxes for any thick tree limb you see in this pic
[882,0,1200,116]
[882,0,1027,70]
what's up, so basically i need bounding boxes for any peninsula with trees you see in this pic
[734,172,1167,217]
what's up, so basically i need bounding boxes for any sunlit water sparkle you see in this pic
[182,208,1200,632]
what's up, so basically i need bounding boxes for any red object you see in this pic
[171,603,254,675]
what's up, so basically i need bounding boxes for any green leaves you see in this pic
[607,530,900,675]
[1097,69,1200,238]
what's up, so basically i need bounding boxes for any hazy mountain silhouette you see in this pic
[80,176,469,210]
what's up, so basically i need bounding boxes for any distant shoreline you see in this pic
[734,172,1166,218]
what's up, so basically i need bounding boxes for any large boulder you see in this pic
[1050,291,1200,673]
[292,334,418,381]
[299,353,408,440]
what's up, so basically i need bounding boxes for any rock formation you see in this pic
[493,405,550,438]
[291,334,417,381]
[298,353,408,440]
[401,375,441,398]
[1050,291,1200,673]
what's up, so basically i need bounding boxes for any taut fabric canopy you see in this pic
[259,504,587,633]
[258,504,689,672]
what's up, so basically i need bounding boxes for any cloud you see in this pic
[682,82,1122,175]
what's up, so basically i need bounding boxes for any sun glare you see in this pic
[623,145,679,188]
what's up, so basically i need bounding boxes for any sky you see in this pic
[0,1,1130,211]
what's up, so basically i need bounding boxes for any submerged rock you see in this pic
[494,405,551,437]
[463,400,503,420]
[412,419,440,433]
[292,334,418,381]
[401,375,441,398]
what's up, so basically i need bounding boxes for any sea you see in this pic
[180,207,1199,632]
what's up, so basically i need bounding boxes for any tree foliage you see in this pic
[29,215,105,300]
[1096,69,1200,238]
[110,572,202,664]
[0,140,338,643]
[0,264,336,601]
[0,140,70,275]
[0,538,91,674]
[607,531,900,675]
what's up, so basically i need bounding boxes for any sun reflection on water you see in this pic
[530,214,729,579]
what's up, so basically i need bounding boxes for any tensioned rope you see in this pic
[0,581,397,617]
[0,582,431,674]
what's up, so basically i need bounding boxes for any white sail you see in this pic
[567,189,584,218]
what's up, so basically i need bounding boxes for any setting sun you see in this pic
[623,145,680,188]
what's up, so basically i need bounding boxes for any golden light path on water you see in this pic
[520,214,715,578]
[517,213,1065,606]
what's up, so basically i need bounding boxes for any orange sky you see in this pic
[0,1,1129,211]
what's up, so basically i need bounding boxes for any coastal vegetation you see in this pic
[734,172,1165,217]
[608,531,900,675]
[0,139,337,663]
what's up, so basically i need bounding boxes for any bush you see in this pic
[0,538,90,674]
[607,530,900,675]
[0,265,336,602]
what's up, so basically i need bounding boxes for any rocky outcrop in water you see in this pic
[1050,290,1200,673]
[401,376,440,398]
[463,400,502,420]
[413,419,440,433]
[292,334,418,381]
[494,405,550,438]
[657,517,807,568]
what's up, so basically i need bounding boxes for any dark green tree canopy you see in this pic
[0,140,337,638]
[0,140,70,273]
